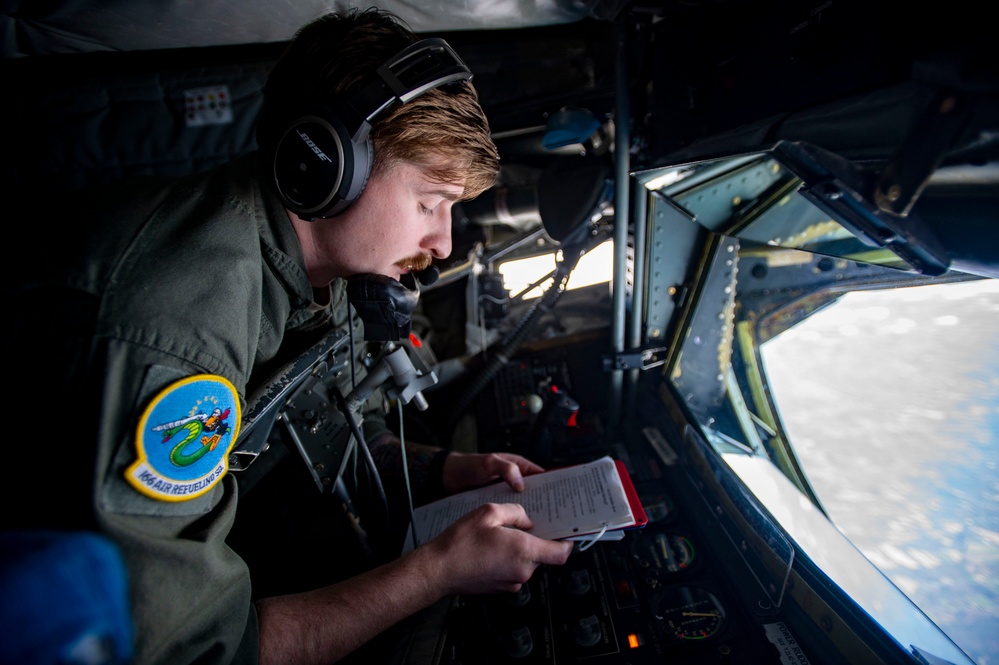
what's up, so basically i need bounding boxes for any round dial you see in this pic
[632,532,697,578]
[653,585,727,642]
[640,492,676,524]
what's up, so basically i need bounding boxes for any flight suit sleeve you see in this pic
[94,340,256,665]
[366,433,450,506]
[3,285,259,664]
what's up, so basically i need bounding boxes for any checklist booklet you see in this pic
[402,455,647,553]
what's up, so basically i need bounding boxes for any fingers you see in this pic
[474,502,534,531]
[474,504,573,565]
[510,454,545,475]
[499,459,527,492]
[442,452,545,494]
[537,539,576,566]
[425,503,576,596]
[493,453,544,491]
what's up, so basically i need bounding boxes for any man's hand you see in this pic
[441,451,544,494]
[256,461,574,665]
[416,502,574,595]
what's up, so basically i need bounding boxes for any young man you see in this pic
[3,8,573,664]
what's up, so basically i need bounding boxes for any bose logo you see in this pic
[297,130,332,163]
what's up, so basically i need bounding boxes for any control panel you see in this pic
[442,343,796,665]
[437,463,787,664]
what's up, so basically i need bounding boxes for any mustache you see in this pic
[398,254,433,273]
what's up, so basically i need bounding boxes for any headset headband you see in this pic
[272,38,472,220]
[270,38,473,220]
[337,38,473,142]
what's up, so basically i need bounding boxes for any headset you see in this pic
[269,38,473,220]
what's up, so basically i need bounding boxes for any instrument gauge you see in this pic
[653,585,727,642]
[640,492,676,524]
[632,531,697,578]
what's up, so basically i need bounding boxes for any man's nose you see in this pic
[425,209,453,259]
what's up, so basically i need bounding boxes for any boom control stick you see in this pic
[343,342,439,414]
[319,341,438,552]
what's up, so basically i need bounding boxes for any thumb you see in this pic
[502,462,526,492]
[490,502,534,531]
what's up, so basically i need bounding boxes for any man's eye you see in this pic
[420,203,434,216]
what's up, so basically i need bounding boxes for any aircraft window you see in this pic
[498,239,614,299]
[759,278,999,664]
[665,233,990,663]
[644,143,950,276]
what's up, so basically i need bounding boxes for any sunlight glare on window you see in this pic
[498,240,614,299]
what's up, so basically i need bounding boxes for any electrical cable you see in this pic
[446,260,573,432]
[346,305,361,490]
[509,268,556,302]
[333,386,390,531]
[348,305,358,390]
[397,400,420,550]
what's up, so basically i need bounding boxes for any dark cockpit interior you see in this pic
[4,1,996,663]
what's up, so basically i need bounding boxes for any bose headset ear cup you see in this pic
[267,37,473,221]
[271,105,372,220]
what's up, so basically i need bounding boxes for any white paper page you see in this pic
[402,455,633,552]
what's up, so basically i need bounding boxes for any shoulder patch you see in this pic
[126,374,242,501]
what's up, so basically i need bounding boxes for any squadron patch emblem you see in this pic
[126,374,241,501]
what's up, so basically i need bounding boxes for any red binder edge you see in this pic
[616,459,648,530]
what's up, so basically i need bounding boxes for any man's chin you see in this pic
[391,266,413,281]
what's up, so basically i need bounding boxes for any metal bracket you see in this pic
[228,408,281,472]
[343,342,438,412]
[230,326,351,474]
[280,363,356,494]
[874,90,972,218]
[603,346,668,371]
